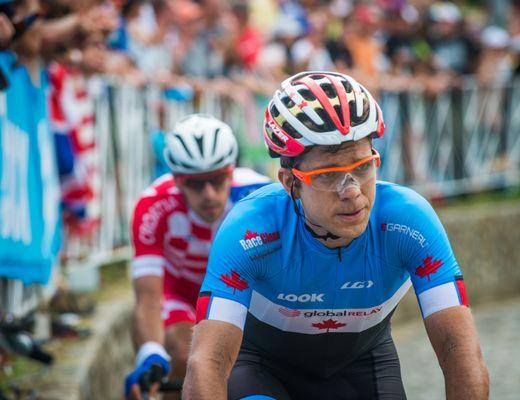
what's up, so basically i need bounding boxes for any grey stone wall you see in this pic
[33,292,134,400]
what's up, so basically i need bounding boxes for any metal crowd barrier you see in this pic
[377,78,520,197]
[2,77,520,317]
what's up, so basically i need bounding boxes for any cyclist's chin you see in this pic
[332,211,369,238]
[196,204,225,223]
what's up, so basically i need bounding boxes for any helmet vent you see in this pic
[282,121,303,139]
[315,108,335,131]
[174,134,193,158]
[211,128,221,155]
[349,96,369,126]
[194,136,204,156]
[341,80,353,93]
[271,104,281,118]
[299,89,317,101]
[297,112,322,132]
[321,83,336,99]
[281,95,295,108]
[333,104,344,125]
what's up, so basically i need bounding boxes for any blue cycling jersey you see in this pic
[197,181,468,376]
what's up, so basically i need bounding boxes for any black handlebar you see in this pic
[138,363,183,393]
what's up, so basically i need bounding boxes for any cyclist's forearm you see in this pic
[441,346,489,399]
[132,301,164,350]
[183,357,228,400]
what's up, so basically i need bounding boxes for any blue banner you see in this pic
[0,51,61,284]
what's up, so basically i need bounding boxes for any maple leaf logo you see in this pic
[415,256,443,281]
[220,270,249,293]
[312,319,346,332]
[243,230,259,240]
[381,223,387,231]
[297,100,308,110]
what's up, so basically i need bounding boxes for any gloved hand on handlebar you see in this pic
[125,341,171,399]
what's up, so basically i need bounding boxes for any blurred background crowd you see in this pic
[11,0,518,93]
[5,0,520,95]
[107,0,520,94]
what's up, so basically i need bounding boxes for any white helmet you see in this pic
[164,114,238,174]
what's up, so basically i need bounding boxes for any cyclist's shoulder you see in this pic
[234,182,288,207]
[374,181,438,228]
[222,183,289,228]
[133,174,185,213]
[230,167,271,200]
[232,167,271,186]
[375,181,433,215]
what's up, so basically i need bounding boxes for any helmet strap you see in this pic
[290,180,340,241]
[304,223,341,241]
[290,180,301,217]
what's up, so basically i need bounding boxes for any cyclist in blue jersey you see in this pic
[183,72,489,400]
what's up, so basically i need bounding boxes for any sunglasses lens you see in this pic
[183,173,229,190]
[311,159,376,192]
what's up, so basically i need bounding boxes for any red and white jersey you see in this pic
[131,167,270,306]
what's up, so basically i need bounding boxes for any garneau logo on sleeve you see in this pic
[381,223,428,247]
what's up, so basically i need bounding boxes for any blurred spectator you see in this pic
[172,0,228,78]
[292,11,334,71]
[227,1,263,73]
[124,0,176,82]
[258,15,303,79]
[342,4,386,79]
[476,25,513,86]
[108,0,144,52]
[426,1,478,75]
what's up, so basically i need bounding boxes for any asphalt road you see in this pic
[393,297,520,400]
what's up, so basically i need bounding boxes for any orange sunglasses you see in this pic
[291,149,381,186]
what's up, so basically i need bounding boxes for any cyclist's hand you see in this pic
[125,342,171,399]
[126,380,160,400]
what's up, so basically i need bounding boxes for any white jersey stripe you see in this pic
[418,282,461,318]
[247,279,412,334]
[208,297,248,330]
[132,255,165,278]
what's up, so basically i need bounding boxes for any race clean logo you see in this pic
[239,229,280,251]
[277,293,325,302]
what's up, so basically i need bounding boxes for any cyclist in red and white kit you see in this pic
[125,114,270,399]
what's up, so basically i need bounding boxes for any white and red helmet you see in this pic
[263,71,385,157]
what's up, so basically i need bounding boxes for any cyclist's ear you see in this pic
[278,168,299,198]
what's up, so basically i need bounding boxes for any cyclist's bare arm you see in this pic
[424,306,489,400]
[132,275,164,349]
[183,320,243,400]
